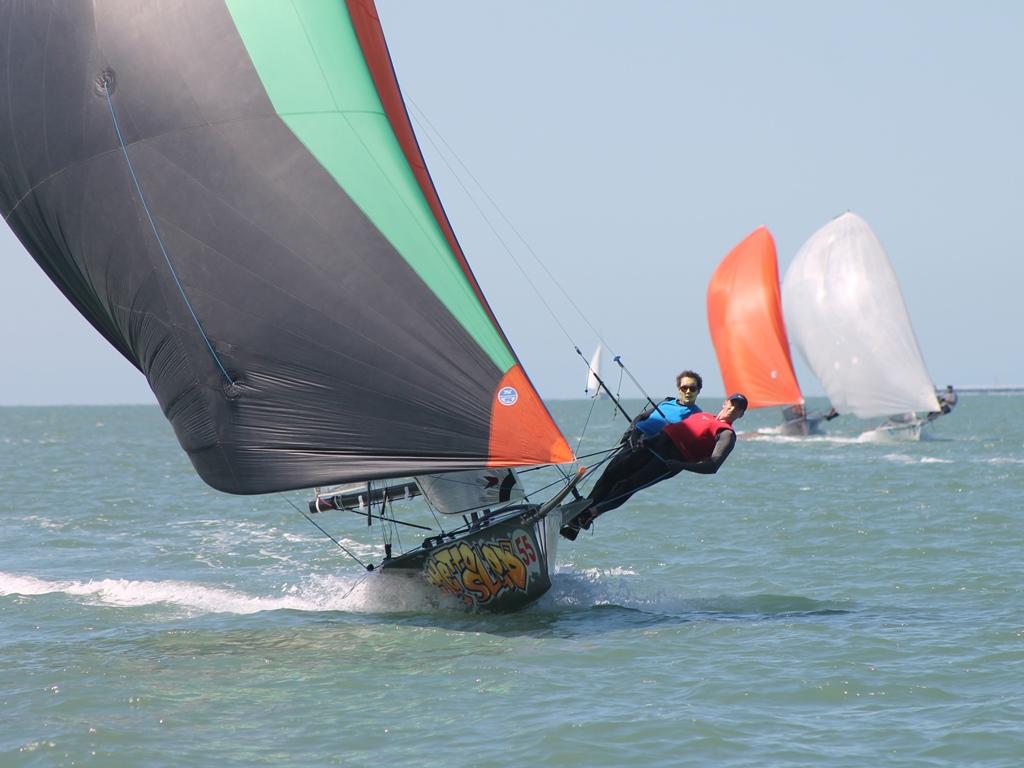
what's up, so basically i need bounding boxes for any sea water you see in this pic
[2,396,1022,767]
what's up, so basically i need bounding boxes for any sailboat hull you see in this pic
[861,416,932,442]
[379,504,561,611]
[779,415,823,437]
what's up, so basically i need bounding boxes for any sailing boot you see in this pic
[559,502,595,541]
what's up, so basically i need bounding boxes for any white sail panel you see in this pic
[415,469,524,515]
[585,344,604,397]
[781,213,940,419]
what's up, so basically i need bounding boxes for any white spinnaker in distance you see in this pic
[585,343,604,397]
[781,213,940,419]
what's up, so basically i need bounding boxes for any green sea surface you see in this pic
[2,395,1022,767]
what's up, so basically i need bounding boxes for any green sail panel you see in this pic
[226,0,515,372]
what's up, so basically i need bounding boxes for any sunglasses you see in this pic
[678,385,700,392]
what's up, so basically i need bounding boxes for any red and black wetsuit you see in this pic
[660,412,736,467]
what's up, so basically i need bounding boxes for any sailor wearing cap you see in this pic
[657,393,748,468]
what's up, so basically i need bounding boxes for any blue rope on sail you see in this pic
[103,85,234,385]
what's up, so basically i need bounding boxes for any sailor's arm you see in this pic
[619,402,660,445]
[629,404,658,428]
[670,430,737,475]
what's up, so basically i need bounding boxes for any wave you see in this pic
[745,430,861,445]
[0,570,453,616]
[858,427,946,444]
[544,566,852,618]
[1,567,855,622]
[881,453,954,465]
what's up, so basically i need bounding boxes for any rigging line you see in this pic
[521,465,602,503]
[583,438,686,514]
[549,460,578,487]
[589,468,675,515]
[574,346,635,422]
[377,488,394,551]
[326,504,431,531]
[406,104,576,348]
[513,464,552,474]
[422,131,642,415]
[280,494,369,570]
[575,445,623,462]
[409,99,665,408]
[613,354,669,421]
[103,84,233,385]
[385,494,403,555]
[418,483,447,535]
[335,573,373,604]
[516,472,549,504]
[575,396,599,458]
[522,476,570,502]
[407,99,617,356]
[407,105,663,411]
[577,448,617,485]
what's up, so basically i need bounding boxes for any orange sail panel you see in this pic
[487,366,574,468]
[707,227,803,409]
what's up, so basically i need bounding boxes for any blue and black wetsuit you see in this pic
[631,398,701,438]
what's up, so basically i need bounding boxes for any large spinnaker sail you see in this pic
[0,1,572,494]
[707,227,803,409]
[781,213,940,418]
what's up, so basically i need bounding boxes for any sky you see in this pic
[1,1,1022,405]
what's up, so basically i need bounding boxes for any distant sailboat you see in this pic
[585,343,608,399]
[781,213,941,440]
[707,226,824,436]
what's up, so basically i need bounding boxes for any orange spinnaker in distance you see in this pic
[707,227,803,409]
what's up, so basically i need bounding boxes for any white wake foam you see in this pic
[747,430,861,445]
[0,570,452,616]
[881,453,953,465]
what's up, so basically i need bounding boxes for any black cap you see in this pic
[728,393,749,411]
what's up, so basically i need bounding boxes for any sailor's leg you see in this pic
[560,449,647,538]
[591,455,678,516]
[586,446,651,507]
[560,441,679,540]
[560,448,640,539]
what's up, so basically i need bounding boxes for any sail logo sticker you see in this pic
[497,386,518,406]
